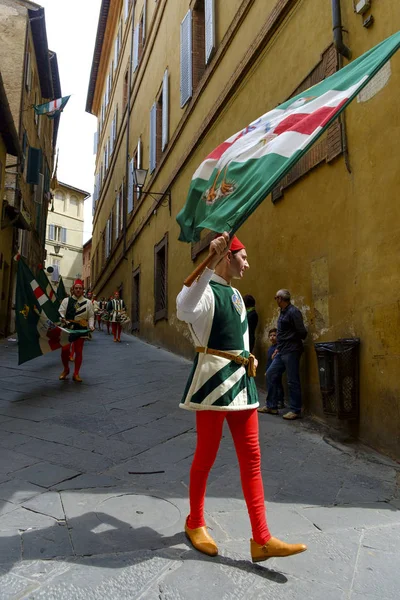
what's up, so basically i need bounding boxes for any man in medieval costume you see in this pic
[176,233,307,563]
[59,279,95,382]
[107,291,127,342]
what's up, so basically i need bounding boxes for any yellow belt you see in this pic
[195,347,257,377]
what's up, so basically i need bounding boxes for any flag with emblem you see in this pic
[176,32,400,242]
[33,96,71,119]
[36,265,60,309]
[15,257,89,365]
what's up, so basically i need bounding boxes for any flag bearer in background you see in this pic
[176,233,307,563]
[59,279,94,382]
[107,291,126,342]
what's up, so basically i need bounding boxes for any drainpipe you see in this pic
[123,5,135,257]
[332,0,351,59]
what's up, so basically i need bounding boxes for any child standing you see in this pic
[258,328,284,414]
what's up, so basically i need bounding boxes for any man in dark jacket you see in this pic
[267,289,307,420]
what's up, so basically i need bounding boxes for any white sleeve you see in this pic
[59,298,67,319]
[87,302,95,328]
[176,268,214,324]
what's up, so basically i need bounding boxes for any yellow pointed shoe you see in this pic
[72,374,83,383]
[185,518,218,557]
[251,537,307,562]
[59,369,70,380]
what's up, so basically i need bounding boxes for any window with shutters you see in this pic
[132,266,140,331]
[138,2,146,62]
[149,103,157,173]
[156,91,163,167]
[192,0,205,90]
[124,0,131,21]
[272,44,343,202]
[180,10,192,107]
[162,69,169,151]
[115,191,120,241]
[49,225,66,243]
[123,66,129,107]
[133,24,139,72]
[127,157,134,214]
[205,0,216,64]
[154,233,168,322]
[25,52,32,91]
[128,138,142,213]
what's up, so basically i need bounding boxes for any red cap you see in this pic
[74,279,84,287]
[229,235,245,252]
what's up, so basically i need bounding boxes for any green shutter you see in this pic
[26,147,42,184]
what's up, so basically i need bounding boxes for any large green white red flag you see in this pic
[36,265,60,309]
[15,258,89,365]
[177,31,400,242]
[33,96,70,119]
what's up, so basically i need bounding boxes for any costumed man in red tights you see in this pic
[176,233,307,563]
[107,291,126,342]
[59,279,95,382]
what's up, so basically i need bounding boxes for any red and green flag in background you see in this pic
[33,96,70,119]
[15,258,89,365]
[176,31,400,242]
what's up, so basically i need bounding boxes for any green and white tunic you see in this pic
[176,269,259,411]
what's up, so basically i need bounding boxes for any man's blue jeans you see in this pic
[266,351,302,414]
[266,360,284,408]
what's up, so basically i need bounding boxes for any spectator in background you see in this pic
[243,294,258,353]
[268,289,307,420]
[258,327,284,414]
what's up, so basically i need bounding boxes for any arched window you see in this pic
[69,195,79,217]
[54,190,65,212]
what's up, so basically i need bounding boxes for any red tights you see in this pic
[61,338,84,375]
[187,408,271,545]
[112,323,122,340]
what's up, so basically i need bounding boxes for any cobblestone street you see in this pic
[0,331,398,599]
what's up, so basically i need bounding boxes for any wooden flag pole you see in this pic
[183,250,216,287]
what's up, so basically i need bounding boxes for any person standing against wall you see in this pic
[267,289,307,420]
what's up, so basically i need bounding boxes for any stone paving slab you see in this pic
[0,332,399,599]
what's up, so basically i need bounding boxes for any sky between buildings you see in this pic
[39,0,102,243]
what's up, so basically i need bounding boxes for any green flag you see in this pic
[15,258,89,365]
[33,96,70,119]
[56,276,67,302]
[176,31,400,242]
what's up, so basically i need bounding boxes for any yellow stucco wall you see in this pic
[91,0,400,458]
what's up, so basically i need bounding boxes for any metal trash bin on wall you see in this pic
[314,338,360,420]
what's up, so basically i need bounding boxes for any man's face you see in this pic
[74,285,84,298]
[269,331,277,345]
[114,292,120,299]
[230,249,249,280]
[275,293,284,308]
[87,292,92,299]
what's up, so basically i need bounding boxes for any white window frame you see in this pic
[180,10,193,108]
[162,69,169,151]
[149,103,157,174]
[205,0,216,64]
